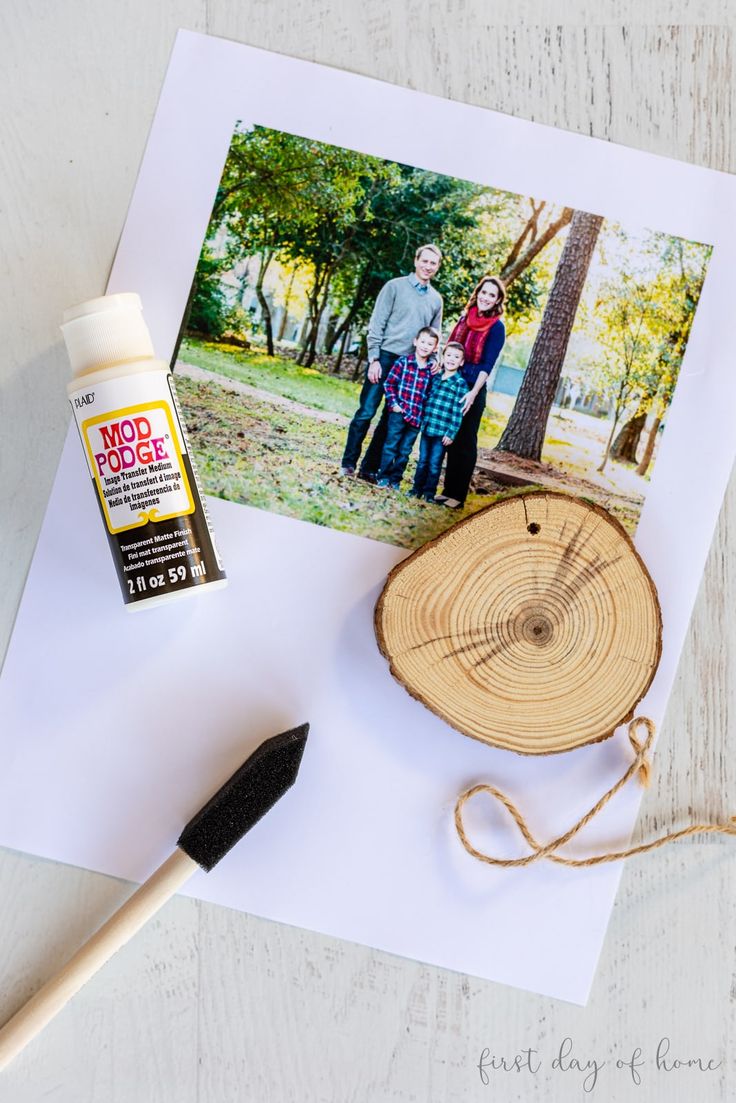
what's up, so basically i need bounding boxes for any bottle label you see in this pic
[81,401,194,534]
[70,368,226,605]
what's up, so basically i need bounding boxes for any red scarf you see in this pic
[449,306,500,365]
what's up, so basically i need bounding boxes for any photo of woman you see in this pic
[437,275,507,509]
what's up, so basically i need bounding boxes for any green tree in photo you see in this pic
[203,124,397,360]
[591,237,706,474]
[590,274,660,473]
[198,126,576,370]
[318,164,484,371]
[188,247,235,339]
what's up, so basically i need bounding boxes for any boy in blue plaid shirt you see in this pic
[410,342,468,502]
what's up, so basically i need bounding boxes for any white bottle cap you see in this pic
[61,292,156,376]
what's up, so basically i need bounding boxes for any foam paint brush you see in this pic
[0,722,309,1071]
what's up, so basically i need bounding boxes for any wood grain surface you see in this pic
[1,2,734,1100]
[377,492,663,754]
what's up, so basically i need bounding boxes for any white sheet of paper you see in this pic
[2,30,736,1004]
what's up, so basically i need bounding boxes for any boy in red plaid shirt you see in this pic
[376,326,439,489]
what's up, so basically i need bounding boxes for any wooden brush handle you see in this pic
[0,848,198,1071]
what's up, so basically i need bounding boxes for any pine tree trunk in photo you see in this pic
[610,408,646,463]
[636,415,662,477]
[495,210,604,461]
[255,250,275,356]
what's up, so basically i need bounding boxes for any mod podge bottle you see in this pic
[62,293,226,608]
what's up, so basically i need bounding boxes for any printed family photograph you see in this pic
[171,121,711,549]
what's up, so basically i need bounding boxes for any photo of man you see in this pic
[340,244,443,480]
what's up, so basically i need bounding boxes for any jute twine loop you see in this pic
[455,718,736,868]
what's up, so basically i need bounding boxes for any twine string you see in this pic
[454,717,736,868]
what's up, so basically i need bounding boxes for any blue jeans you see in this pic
[377,411,419,486]
[412,433,446,499]
[341,350,398,469]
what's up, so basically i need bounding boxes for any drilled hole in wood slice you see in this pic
[375,492,662,755]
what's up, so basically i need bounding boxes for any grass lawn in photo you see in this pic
[176,338,650,546]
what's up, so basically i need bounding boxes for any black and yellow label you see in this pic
[82,400,194,535]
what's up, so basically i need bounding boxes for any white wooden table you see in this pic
[1,4,734,1100]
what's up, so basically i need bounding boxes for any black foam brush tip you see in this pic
[177,723,309,871]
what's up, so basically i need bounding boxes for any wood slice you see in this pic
[375,491,662,755]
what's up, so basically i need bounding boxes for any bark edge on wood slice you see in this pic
[375,491,662,755]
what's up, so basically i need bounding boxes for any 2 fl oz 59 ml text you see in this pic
[127,562,207,596]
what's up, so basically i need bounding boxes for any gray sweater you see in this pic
[366,275,443,361]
